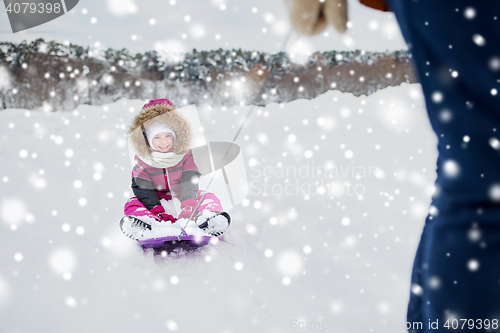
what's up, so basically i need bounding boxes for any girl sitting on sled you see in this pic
[120,98,230,241]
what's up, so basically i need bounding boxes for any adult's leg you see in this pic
[386,1,500,331]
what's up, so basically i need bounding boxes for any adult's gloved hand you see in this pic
[178,199,199,220]
[283,0,348,36]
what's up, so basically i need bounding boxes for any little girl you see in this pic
[120,98,230,241]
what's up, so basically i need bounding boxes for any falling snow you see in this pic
[0,84,440,332]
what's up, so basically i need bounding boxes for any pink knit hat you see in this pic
[142,98,174,110]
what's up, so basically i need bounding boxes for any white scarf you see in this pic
[142,151,186,169]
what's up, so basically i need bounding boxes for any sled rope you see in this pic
[178,29,295,238]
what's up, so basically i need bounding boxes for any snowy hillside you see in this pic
[0,83,437,333]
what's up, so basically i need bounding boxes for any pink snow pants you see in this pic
[124,190,223,221]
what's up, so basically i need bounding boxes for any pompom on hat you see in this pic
[142,98,174,110]
[129,98,177,135]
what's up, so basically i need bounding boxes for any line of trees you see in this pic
[0,38,416,111]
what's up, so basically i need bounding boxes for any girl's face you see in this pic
[152,132,174,152]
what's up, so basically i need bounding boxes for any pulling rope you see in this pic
[177,29,295,238]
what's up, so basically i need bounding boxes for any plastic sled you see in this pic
[137,230,213,248]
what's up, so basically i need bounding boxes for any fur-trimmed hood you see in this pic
[128,102,192,163]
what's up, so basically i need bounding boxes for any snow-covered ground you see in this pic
[0,83,437,333]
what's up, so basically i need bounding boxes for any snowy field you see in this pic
[0,83,437,333]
